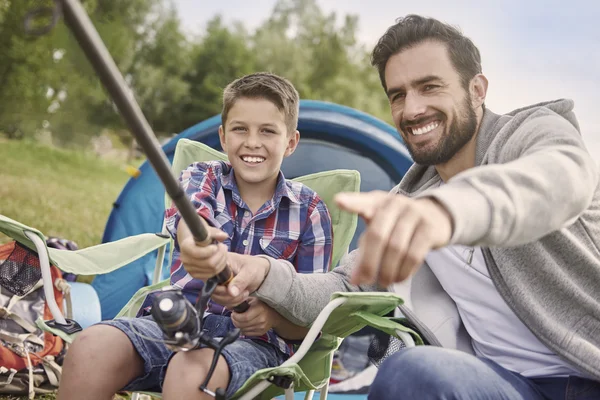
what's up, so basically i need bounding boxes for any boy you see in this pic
[57,72,333,400]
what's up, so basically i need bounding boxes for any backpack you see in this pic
[0,240,70,398]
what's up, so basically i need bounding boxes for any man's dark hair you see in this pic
[371,15,482,90]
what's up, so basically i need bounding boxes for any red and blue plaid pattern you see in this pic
[164,160,333,354]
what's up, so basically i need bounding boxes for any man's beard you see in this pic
[404,97,478,166]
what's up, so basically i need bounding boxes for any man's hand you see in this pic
[178,219,229,281]
[210,253,270,308]
[230,297,280,336]
[335,190,453,286]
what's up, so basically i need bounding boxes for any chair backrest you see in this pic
[167,139,360,269]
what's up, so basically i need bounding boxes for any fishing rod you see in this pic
[24,1,248,397]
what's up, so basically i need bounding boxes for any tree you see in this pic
[179,16,258,128]
[128,3,191,135]
[251,0,391,123]
[1,0,393,149]
[0,0,59,137]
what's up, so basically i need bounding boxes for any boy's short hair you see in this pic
[221,72,300,134]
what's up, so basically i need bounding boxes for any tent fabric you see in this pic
[94,100,412,320]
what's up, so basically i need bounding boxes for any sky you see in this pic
[173,0,599,164]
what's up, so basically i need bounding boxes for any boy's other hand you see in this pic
[179,225,229,281]
[335,191,453,287]
[230,297,279,336]
[211,254,270,308]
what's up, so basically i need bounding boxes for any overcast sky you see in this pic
[173,0,599,164]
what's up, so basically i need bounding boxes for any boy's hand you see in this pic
[335,191,453,287]
[178,220,230,281]
[211,254,270,307]
[230,297,280,336]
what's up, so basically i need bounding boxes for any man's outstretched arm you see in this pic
[211,250,377,327]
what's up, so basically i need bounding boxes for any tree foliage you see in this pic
[0,0,392,147]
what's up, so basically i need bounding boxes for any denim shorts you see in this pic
[98,314,288,398]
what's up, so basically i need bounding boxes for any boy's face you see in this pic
[219,97,299,191]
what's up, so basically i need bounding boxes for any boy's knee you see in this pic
[167,351,191,375]
[59,325,144,398]
[66,324,136,366]
[164,349,229,392]
[69,325,108,355]
[167,351,210,381]
[71,325,123,348]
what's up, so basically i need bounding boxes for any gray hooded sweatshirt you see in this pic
[255,99,600,381]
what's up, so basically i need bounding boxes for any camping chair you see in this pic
[0,139,422,399]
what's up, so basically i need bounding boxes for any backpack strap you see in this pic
[0,366,18,387]
[54,278,72,320]
[23,347,34,399]
[0,331,45,350]
[41,356,62,387]
[0,308,38,334]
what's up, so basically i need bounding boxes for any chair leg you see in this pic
[285,387,295,400]
[304,389,315,399]
[319,381,329,400]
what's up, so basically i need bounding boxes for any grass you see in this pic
[0,138,132,248]
[0,139,156,399]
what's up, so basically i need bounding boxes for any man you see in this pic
[194,15,600,400]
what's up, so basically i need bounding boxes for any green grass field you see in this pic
[0,138,132,248]
[0,139,143,399]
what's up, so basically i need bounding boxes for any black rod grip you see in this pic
[215,267,250,313]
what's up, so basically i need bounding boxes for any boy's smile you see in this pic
[240,155,265,164]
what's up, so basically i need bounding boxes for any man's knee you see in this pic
[374,347,445,383]
[369,347,471,399]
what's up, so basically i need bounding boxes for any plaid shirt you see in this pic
[164,160,333,355]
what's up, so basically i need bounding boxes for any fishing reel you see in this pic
[151,277,241,399]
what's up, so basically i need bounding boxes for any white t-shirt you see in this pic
[426,245,582,378]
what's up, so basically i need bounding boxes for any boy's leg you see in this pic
[163,348,230,400]
[58,316,171,400]
[57,325,143,400]
[163,339,286,400]
[368,346,546,400]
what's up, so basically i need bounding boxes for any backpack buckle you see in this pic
[45,318,82,335]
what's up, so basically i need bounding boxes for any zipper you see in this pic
[447,246,475,266]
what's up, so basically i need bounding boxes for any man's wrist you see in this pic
[255,255,271,291]
[421,197,454,236]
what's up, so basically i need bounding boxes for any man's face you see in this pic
[219,97,299,191]
[384,40,478,165]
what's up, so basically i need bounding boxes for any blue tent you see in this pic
[93,100,412,319]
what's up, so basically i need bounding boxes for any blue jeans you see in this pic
[369,347,600,400]
[99,314,287,398]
